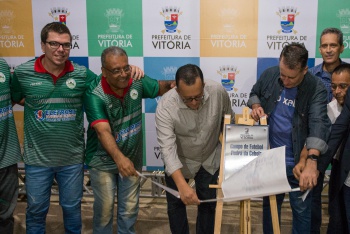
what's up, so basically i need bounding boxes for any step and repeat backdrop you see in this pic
[1,0,350,170]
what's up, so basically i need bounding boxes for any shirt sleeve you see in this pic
[155,101,183,176]
[10,70,23,103]
[84,88,108,127]
[141,75,160,98]
[306,79,331,154]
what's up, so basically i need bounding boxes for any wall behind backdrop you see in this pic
[1,0,350,170]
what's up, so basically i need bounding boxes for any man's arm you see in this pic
[158,80,175,96]
[171,169,200,205]
[299,80,331,190]
[155,99,199,205]
[293,146,307,181]
[93,122,137,177]
[10,70,24,104]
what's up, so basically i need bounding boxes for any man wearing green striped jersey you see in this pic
[11,22,95,234]
[0,58,22,234]
[84,46,174,234]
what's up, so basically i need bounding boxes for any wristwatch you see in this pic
[307,154,318,161]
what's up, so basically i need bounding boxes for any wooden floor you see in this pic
[14,193,330,234]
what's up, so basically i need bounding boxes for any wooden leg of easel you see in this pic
[214,188,224,234]
[240,199,251,234]
[269,195,281,234]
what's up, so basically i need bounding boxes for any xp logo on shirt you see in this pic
[66,78,76,89]
[0,72,5,83]
[130,89,138,100]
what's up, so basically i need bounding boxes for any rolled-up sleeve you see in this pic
[306,82,331,154]
[155,102,183,176]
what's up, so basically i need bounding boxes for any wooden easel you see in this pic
[210,107,281,234]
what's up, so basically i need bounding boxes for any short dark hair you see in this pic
[40,22,72,43]
[279,42,308,70]
[175,64,204,88]
[101,46,128,67]
[320,27,343,46]
[333,63,350,75]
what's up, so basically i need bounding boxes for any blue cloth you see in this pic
[25,163,83,234]
[263,166,312,234]
[90,168,140,234]
[248,66,331,163]
[269,87,297,170]
[0,164,18,234]
[165,166,218,234]
[309,63,333,103]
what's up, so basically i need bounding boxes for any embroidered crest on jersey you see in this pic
[0,72,5,83]
[66,78,76,89]
[130,89,138,100]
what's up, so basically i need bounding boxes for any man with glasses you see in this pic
[84,46,175,234]
[248,43,331,233]
[11,23,142,234]
[308,27,347,234]
[155,64,234,234]
[317,64,350,233]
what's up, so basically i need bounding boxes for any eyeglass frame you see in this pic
[331,83,349,90]
[180,94,205,103]
[102,65,132,76]
[45,41,72,50]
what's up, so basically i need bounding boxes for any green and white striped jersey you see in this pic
[84,75,159,172]
[11,58,96,167]
[0,58,21,169]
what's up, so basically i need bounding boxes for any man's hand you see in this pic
[293,146,307,180]
[178,183,200,205]
[114,154,138,177]
[130,65,144,80]
[250,104,267,122]
[299,159,319,191]
[293,160,306,181]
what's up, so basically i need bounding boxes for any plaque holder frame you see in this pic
[209,107,281,234]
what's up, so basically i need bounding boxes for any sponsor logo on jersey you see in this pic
[30,82,42,86]
[66,78,76,89]
[130,89,138,100]
[34,109,77,122]
[0,105,13,121]
[115,121,141,143]
[0,72,5,83]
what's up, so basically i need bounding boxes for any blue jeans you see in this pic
[25,163,83,234]
[263,167,312,234]
[90,168,140,234]
[0,163,18,234]
[165,166,219,234]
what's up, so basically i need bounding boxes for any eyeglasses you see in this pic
[46,41,71,50]
[182,95,204,103]
[331,83,349,90]
[103,65,132,76]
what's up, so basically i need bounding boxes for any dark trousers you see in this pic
[0,164,19,234]
[165,166,219,234]
[311,173,325,234]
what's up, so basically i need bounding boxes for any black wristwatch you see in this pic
[307,154,318,161]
